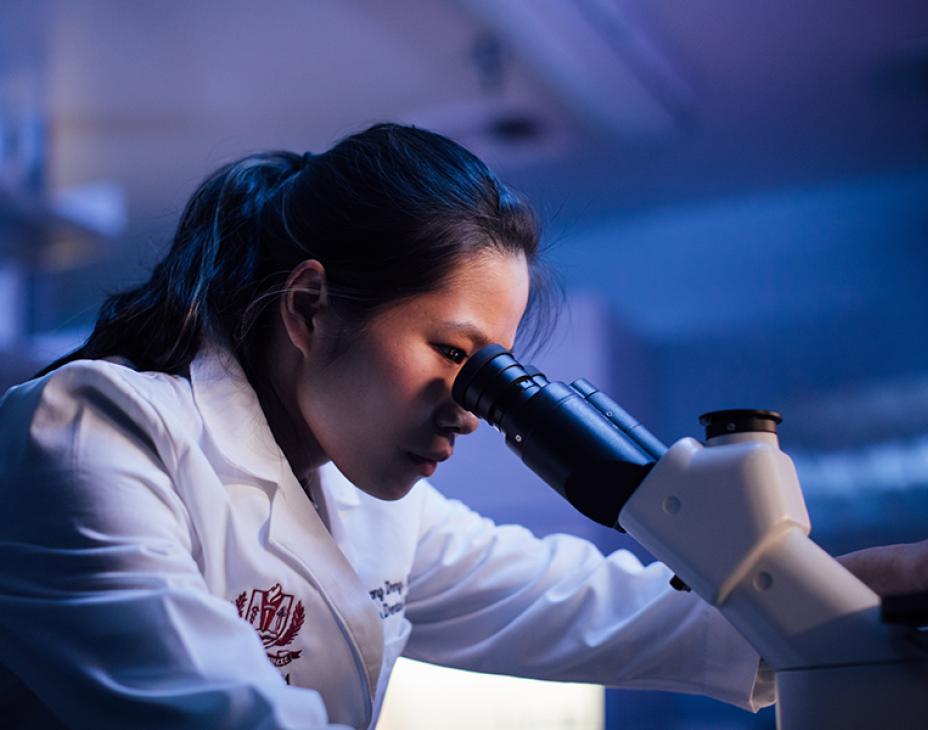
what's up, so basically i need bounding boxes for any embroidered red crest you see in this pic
[235,583,305,667]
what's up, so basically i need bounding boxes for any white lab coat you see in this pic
[0,340,773,729]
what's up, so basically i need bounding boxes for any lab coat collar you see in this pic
[319,461,362,510]
[188,339,360,510]
[189,338,286,486]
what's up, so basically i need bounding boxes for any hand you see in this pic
[837,539,928,597]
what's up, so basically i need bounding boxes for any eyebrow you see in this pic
[439,321,498,350]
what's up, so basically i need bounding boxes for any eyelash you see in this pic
[436,345,467,364]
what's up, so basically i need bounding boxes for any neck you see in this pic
[253,363,327,486]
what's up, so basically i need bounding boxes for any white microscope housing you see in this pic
[620,417,928,729]
[453,346,928,730]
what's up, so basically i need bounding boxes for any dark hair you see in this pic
[38,123,551,383]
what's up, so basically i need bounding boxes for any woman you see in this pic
[0,123,920,729]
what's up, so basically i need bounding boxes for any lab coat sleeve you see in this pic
[403,483,775,712]
[0,363,351,730]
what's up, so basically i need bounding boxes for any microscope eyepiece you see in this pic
[452,344,664,529]
[699,409,782,440]
[452,345,542,430]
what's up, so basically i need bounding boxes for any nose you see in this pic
[435,401,479,437]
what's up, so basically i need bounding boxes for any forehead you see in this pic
[380,251,530,348]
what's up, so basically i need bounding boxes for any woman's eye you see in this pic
[437,345,467,364]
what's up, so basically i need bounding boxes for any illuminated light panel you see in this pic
[377,658,604,730]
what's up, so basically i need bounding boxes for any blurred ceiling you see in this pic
[2,0,926,218]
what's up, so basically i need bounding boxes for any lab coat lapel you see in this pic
[189,341,384,710]
[267,472,384,709]
[313,462,363,570]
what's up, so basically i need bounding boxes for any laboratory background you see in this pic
[1,1,927,728]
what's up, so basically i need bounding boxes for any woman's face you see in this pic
[297,250,530,500]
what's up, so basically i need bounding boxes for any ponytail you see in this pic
[37,152,306,377]
[38,124,545,383]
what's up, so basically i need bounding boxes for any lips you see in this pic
[406,450,451,478]
[410,451,451,463]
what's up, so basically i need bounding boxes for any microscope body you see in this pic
[453,345,928,729]
[621,431,928,729]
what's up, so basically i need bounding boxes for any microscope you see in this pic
[452,345,928,729]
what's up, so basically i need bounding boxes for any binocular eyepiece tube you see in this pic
[452,344,666,529]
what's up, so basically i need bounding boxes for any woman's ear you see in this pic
[280,259,329,359]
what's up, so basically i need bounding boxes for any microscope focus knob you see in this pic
[699,409,783,440]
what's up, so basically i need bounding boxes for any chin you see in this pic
[355,474,417,502]
[375,481,417,502]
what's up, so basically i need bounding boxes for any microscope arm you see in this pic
[617,433,905,670]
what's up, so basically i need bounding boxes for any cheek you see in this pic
[296,334,440,464]
[321,342,425,432]
[368,351,432,414]
[355,343,449,438]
